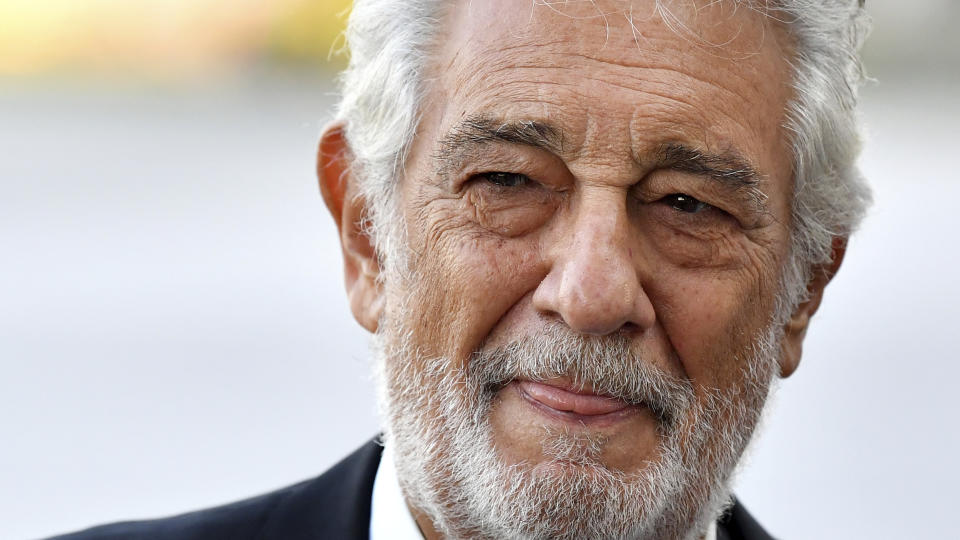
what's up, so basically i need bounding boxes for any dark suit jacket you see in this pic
[49,439,773,540]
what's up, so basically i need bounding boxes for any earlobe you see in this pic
[318,123,383,333]
[779,237,847,378]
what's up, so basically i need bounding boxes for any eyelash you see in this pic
[479,171,531,188]
[661,193,711,214]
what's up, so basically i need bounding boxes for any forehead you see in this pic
[426,0,793,177]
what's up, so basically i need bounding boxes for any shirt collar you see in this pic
[705,518,718,540]
[369,443,424,540]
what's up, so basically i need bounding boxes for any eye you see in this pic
[480,172,530,187]
[662,193,710,214]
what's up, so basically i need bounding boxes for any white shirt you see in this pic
[369,444,423,540]
[705,518,718,540]
[369,444,718,540]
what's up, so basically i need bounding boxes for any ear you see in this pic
[779,237,847,378]
[318,122,383,333]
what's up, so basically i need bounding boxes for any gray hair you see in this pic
[334,0,872,320]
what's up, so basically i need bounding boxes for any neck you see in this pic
[409,505,441,540]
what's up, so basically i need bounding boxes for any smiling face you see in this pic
[323,0,807,538]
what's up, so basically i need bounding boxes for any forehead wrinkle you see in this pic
[448,4,781,72]
[449,76,764,170]
[432,0,793,205]
[440,3,790,113]
[440,2,792,119]
[447,65,753,164]
[449,46,777,137]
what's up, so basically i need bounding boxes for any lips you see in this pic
[517,379,631,416]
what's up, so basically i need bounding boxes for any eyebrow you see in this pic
[657,143,769,210]
[433,115,768,209]
[434,115,564,175]
[658,143,759,189]
[440,115,564,152]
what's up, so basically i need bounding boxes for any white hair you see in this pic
[334,0,873,318]
[764,0,873,322]
[334,0,448,276]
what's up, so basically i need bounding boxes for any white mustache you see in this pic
[467,326,695,429]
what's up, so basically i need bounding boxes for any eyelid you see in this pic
[636,174,752,223]
[662,193,712,214]
[470,170,557,194]
[448,148,572,191]
[479,171,530,184]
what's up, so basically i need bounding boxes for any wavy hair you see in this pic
[334,0,872,321]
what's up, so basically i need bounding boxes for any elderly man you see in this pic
[54,0,870,539]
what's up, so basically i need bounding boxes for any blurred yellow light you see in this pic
[0,0,351,77]
[269,0,352,66]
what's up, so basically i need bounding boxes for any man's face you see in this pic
[371,0,796,537]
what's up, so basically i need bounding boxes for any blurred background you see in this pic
[1,1,957,538]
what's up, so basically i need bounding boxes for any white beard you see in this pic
[372,301,780,540]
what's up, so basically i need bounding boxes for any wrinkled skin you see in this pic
[319,0,839,538]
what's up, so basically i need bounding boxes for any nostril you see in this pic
[618,321,641,335]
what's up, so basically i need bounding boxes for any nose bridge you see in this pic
[534,187,655,335]
[570,189,629,263]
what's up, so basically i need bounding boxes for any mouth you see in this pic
[514,378,641,426]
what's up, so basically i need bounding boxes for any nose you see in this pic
[532,192,655,335]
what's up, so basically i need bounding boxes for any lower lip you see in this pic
[515,380,637,426]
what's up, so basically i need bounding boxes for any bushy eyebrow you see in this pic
[655,143,770,212]
[433,115,563,179]
[658,143,760,191]
[433,115,769,211]
[437,114,564,155]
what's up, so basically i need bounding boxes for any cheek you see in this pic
[635,203,767,271]
[405,211,548,361]
[647,259,779,387]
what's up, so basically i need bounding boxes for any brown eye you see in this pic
[481,172,530,187]
[663,193,710,214]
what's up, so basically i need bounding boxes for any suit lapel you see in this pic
[258,439,383,540]
[717,498,775,540]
